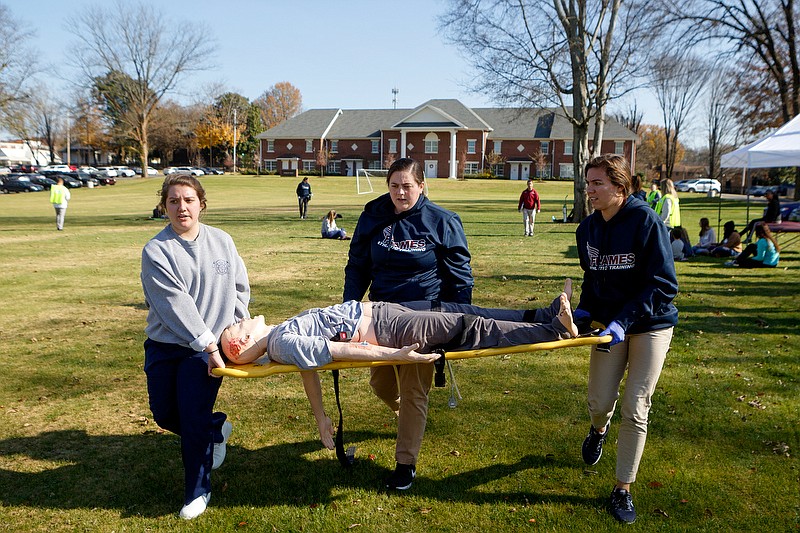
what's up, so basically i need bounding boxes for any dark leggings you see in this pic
[734,243,775,268]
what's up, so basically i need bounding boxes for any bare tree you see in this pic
[254,82,303,130]
[0,3,38,117]
[69,1,215,176]
[649,52,707,181]
[659,0,800,198]
[705,67,739,183]
[440,0,659,221]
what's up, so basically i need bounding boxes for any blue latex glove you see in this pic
[573,308,591,321]
[599,320,625,346]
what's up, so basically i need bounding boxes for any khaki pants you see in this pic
[587,327,673,484]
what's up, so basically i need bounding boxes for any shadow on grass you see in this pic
[0,429,598,517]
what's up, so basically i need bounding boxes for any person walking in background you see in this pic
[49,176,71,230]
[296,177,312,219]
[344,157,473,492]
[141,174,251,520]
[742,189,780,243]
[574,154,678,524]
[518,178,541,236]
[631,174,647,202]
[655,179,681,229]
[321,209,349,240]
[727,222,780,268]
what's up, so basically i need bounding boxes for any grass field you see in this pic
[0,175,798,532]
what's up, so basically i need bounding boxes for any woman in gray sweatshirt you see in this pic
[141,174,250,520]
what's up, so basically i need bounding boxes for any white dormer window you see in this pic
[305,140,313,153]
[331,140,338,153]
[467,139,477,154]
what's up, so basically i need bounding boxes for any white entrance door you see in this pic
[353,160,363,176]
[510,163,519,180]
[521,164,531,180]
[425,160,438,178]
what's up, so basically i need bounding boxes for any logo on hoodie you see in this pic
[586,243,635,270]
[378,224,427,252]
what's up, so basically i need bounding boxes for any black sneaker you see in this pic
[609,487,636,523]
[581,422,609,466]
[385,463,416,490]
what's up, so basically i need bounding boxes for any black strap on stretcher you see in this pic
[330,328,449,469]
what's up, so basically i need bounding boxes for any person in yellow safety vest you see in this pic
[49,176,71,231]
[655,179,681,229]
[645,183,661,209]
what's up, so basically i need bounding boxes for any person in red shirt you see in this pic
[518,179,541,236]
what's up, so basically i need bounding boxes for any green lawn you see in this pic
[0,175,797,532]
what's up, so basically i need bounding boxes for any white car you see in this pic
[114,166,136,177]
[175,166,205,176]
[675,178,721,194]
[95,167,119,177]
[40,164,73,173]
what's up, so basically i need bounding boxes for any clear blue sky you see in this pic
[10,0,685,142]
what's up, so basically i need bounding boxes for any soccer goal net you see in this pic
[356,169,388,194]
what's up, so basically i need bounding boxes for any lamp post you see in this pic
[232,108,237,173]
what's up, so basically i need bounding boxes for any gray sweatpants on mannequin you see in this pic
[371,296,570,353]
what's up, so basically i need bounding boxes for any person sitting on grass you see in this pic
[710,221,743,258]
[726,222,780,268]
[218,280,579,451]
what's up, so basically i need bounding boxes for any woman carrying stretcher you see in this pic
[218,281,578,450]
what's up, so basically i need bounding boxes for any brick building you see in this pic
[257,99,637,179]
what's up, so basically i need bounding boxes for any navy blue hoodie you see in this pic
[343,193,473,304]
[576,195,678,334]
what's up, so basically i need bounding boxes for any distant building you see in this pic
[257,99,638,179]
[0,140,61,167]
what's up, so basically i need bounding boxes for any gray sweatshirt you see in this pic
[142,223,250,352]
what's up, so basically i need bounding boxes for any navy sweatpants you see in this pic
[144,339,227,504]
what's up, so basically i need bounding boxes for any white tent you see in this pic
[721,114,800,169]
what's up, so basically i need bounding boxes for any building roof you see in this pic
[257,99,637,142]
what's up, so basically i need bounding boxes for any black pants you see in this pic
[298,197,310,218]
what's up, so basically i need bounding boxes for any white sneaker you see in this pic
[179,492,210,520]
[212,421,233,470]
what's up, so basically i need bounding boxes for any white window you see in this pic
[493,140,502,153]
[303,160,316,172]
[328,161,341,174]
[263,160,277,171]
[464,162,479,174]
[615,141,624,155]
[536,166,551,178]
[559,163,574,178]
[371,140,379,154]
[493,164,504,177]
[467,139,477,154]
[564,141,573,156]
[266,140,274,153]
[305,140,313,153]
[388,138,398,154]
[369,160,382,170]
[424,133,439,154]
[330,140,338,153]
[540,141,549,155]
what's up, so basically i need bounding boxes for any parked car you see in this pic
[1,176,45,193]
[10,164,39,173]
[131,166,158,176]
[95,174,117,186]
[40,164,75,173]
[0,166,11,174]
[174,166,205,176]
[51,173,82,188]
[162,167,178,175]
[95,167,119,178]
[79,166,99,174]
[28,174,57,190]
[72,171,100,187]
[201,167,224,175]
[675,178,721,193]
[114,166,136,177]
